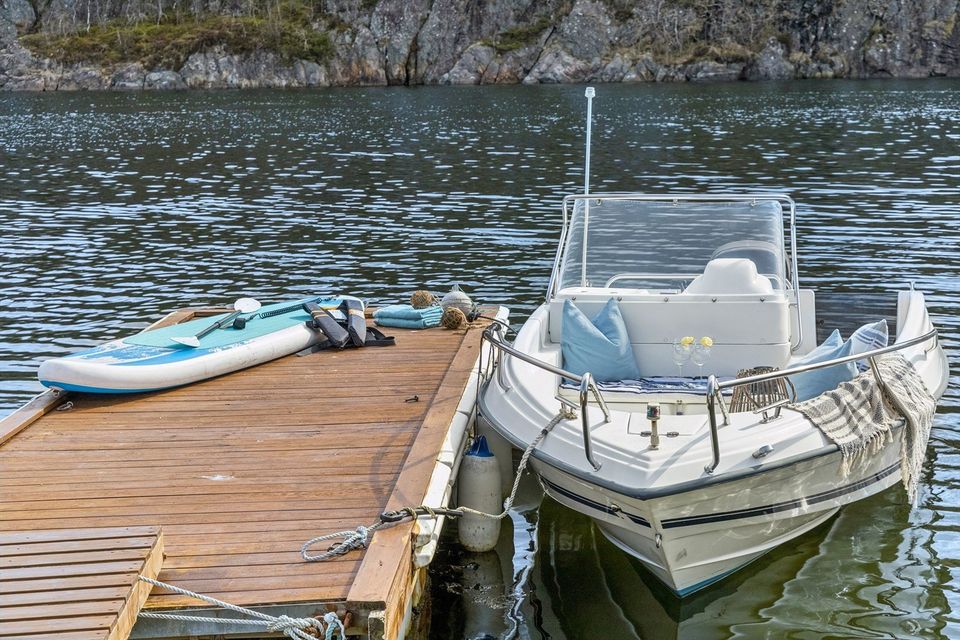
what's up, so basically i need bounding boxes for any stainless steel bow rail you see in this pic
[703,326,939,474]
[481,323,611,471]
[481,322,939,476]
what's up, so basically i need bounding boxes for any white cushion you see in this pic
[681,258,774,296]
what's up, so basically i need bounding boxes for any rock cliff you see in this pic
[1,0,958,90]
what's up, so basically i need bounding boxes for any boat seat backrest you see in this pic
[681,258,774,295]
[548,289,791,378]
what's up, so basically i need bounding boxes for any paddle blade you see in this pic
[171,336,201,348]
[235,297,261,313]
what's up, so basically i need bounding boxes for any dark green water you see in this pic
[1,81,958,638]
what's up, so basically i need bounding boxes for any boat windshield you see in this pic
[557,197,788,292]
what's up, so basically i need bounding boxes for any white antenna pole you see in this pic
[583,86,595,195]
[580,86,595,287]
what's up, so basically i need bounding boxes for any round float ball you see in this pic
[441,307,467,330]
[410,290,436,309]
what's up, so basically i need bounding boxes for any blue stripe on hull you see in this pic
[40,381,172,394]
[542,461,899,532]
[676,561,755,596]
[660,462,900,528]
[542,477,651,527]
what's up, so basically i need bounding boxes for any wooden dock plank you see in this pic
[0,312,488,625]
[3,587,135,607]
[348,329,483,639]
[0,527,163,640]
[0,390,65,448]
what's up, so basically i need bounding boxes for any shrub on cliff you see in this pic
[20,3,334,69]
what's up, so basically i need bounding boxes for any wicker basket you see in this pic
[729,366,791,413]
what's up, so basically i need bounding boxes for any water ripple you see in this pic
[1,80,958,639]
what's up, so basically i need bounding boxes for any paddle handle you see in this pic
[232,314,255,330]
[196,310,241,340]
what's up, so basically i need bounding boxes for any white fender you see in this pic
[457,435,502,552]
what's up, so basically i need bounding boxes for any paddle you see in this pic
[171,297,261,348]
[231,295,328,330]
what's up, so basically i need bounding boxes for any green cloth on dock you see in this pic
[374,304,442,329]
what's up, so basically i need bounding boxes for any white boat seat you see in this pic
[681,258,774,295]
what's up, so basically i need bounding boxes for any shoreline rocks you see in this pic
[2,0,959,91]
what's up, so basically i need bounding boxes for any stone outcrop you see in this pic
[2,0,960,90]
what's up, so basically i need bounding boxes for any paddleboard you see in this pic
[38,296,360,394]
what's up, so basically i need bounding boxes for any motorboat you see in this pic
[478,191,948,596]
[477,91,949,597]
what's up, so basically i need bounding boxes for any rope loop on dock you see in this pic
[136,575,345,639]
[301,523,386,562]
[300,411,566,562]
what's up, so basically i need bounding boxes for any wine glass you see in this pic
[672,338,692,378]
[691,341,712,378]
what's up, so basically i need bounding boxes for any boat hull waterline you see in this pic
[531,435,903,595]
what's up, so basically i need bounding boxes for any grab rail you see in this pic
[482,323,610,471]
[702,326,939,474]
[482,322,938,478]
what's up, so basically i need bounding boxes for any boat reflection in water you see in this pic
[430,469,947,639]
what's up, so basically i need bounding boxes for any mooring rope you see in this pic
[136,576,346,640]
[301,411,567,562]
[301,523,387,562]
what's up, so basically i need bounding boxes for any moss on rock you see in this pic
[20,5,333,69]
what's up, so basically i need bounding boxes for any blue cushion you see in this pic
[789,329,857,402]
[848,319,889,372]
[561,299,640,383]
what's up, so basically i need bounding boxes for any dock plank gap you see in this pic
[0,306,503,640]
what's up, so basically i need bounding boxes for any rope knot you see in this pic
[301,524,382,562]
[267,614,319,633]
[323,612,346,640]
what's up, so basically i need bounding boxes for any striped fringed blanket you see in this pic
[790,353,936,503]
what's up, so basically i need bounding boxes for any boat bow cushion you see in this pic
[848,319,889,372]
[561,298,640,382]
[788,329,857,401]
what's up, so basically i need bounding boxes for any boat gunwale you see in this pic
[477,382,854,501]
[478,320,938,500]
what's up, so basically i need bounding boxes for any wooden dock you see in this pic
[0,307,497,640]
[0,527,164,640]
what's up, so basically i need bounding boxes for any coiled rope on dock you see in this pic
[136,576,346,640]
[301,411,566,562]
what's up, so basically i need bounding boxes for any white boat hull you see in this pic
[533,436,902,595]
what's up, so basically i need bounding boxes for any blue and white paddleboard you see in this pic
[38,296,360,394]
